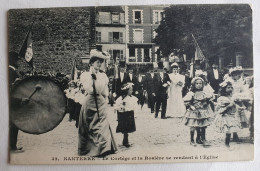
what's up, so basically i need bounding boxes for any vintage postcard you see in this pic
[8,4,253,164]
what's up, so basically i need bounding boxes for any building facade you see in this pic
[95,6,126,65]
[125,5,166,71]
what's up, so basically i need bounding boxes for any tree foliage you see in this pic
[154,4,252,66]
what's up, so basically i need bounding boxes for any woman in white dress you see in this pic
[78,50,117,157]
[167,63,186,118]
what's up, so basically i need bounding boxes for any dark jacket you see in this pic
[207,69,223,93]
[154,72,170,95]
[113,72,130,96]
[144,73,156,95]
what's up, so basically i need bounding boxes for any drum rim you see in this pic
[10,75,67,134]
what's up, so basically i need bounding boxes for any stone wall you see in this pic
[8,7,96,74]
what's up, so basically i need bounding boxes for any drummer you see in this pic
[9,51,25,153]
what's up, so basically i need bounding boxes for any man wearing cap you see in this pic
[154,62,171,119]
[113,61,130,99]
[207,63,222,93]
[144,67,157,113]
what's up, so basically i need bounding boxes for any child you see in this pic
[228,67,249,130]
[183,77,213,146]
[114,83,138,147]
[214,81,241,147]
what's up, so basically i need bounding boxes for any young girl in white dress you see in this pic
[114,83,138,147]
[167,63,186,118]
[214,81,242,147]
[183,77,214,146]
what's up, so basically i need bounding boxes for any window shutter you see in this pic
[119,32,123,43]
[109,32,113,43]
[120,50,124,60]
[141,11,143,24]
[149,48,152,62]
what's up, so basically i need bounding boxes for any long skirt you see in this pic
[116,111,136,133]
[78,95,117,156]
[167,87,186,118]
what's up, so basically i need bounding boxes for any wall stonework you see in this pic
[8,7,96,74]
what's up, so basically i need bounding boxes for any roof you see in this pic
[96,6,124,13]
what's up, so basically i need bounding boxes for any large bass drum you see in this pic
[10,76,67,134]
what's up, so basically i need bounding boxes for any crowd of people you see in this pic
[9,49,254,157]
[63,49,253,157]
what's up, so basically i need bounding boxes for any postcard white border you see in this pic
[1,0,259,170]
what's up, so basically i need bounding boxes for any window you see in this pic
[129,48,136,62]
[129,48,135,57]
[98,12,111,24]
[133,10,143,24]
[153,10,164,24]
[96,31,101,43]
[133,29,143,43]
[144,48,151,62]
[112,13,120,24]
[109,32,123,43]
[109,50,124,62]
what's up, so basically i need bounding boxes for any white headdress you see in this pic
[195,69,207,76]
[90,49,111,60]
[219,80,232,88]
[191,77,204,85]
[121,82,134,90]
[171,62,179,67]
[229,66,242,75]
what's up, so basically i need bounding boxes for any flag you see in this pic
[19,30,33,67]
[192,34,210,70]
[192,34,205,61]
[194,44,205,61]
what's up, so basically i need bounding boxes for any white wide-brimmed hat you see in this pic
[90,49,111,60]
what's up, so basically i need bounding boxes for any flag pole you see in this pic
[18,20,35,59]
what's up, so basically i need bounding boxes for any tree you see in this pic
[154,4,252,67]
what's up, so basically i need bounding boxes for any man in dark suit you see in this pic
[134,72,145,107]
[207,63,222,94]
[127,68,135,83]
[154,62,171,119]
[144,68,157,113]
[9,51,25,153]
[113,61,130,99]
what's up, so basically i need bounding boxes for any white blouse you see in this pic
[115,95,138,112]
[80,71,109,98]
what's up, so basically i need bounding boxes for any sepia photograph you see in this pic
[6,2,255,166]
